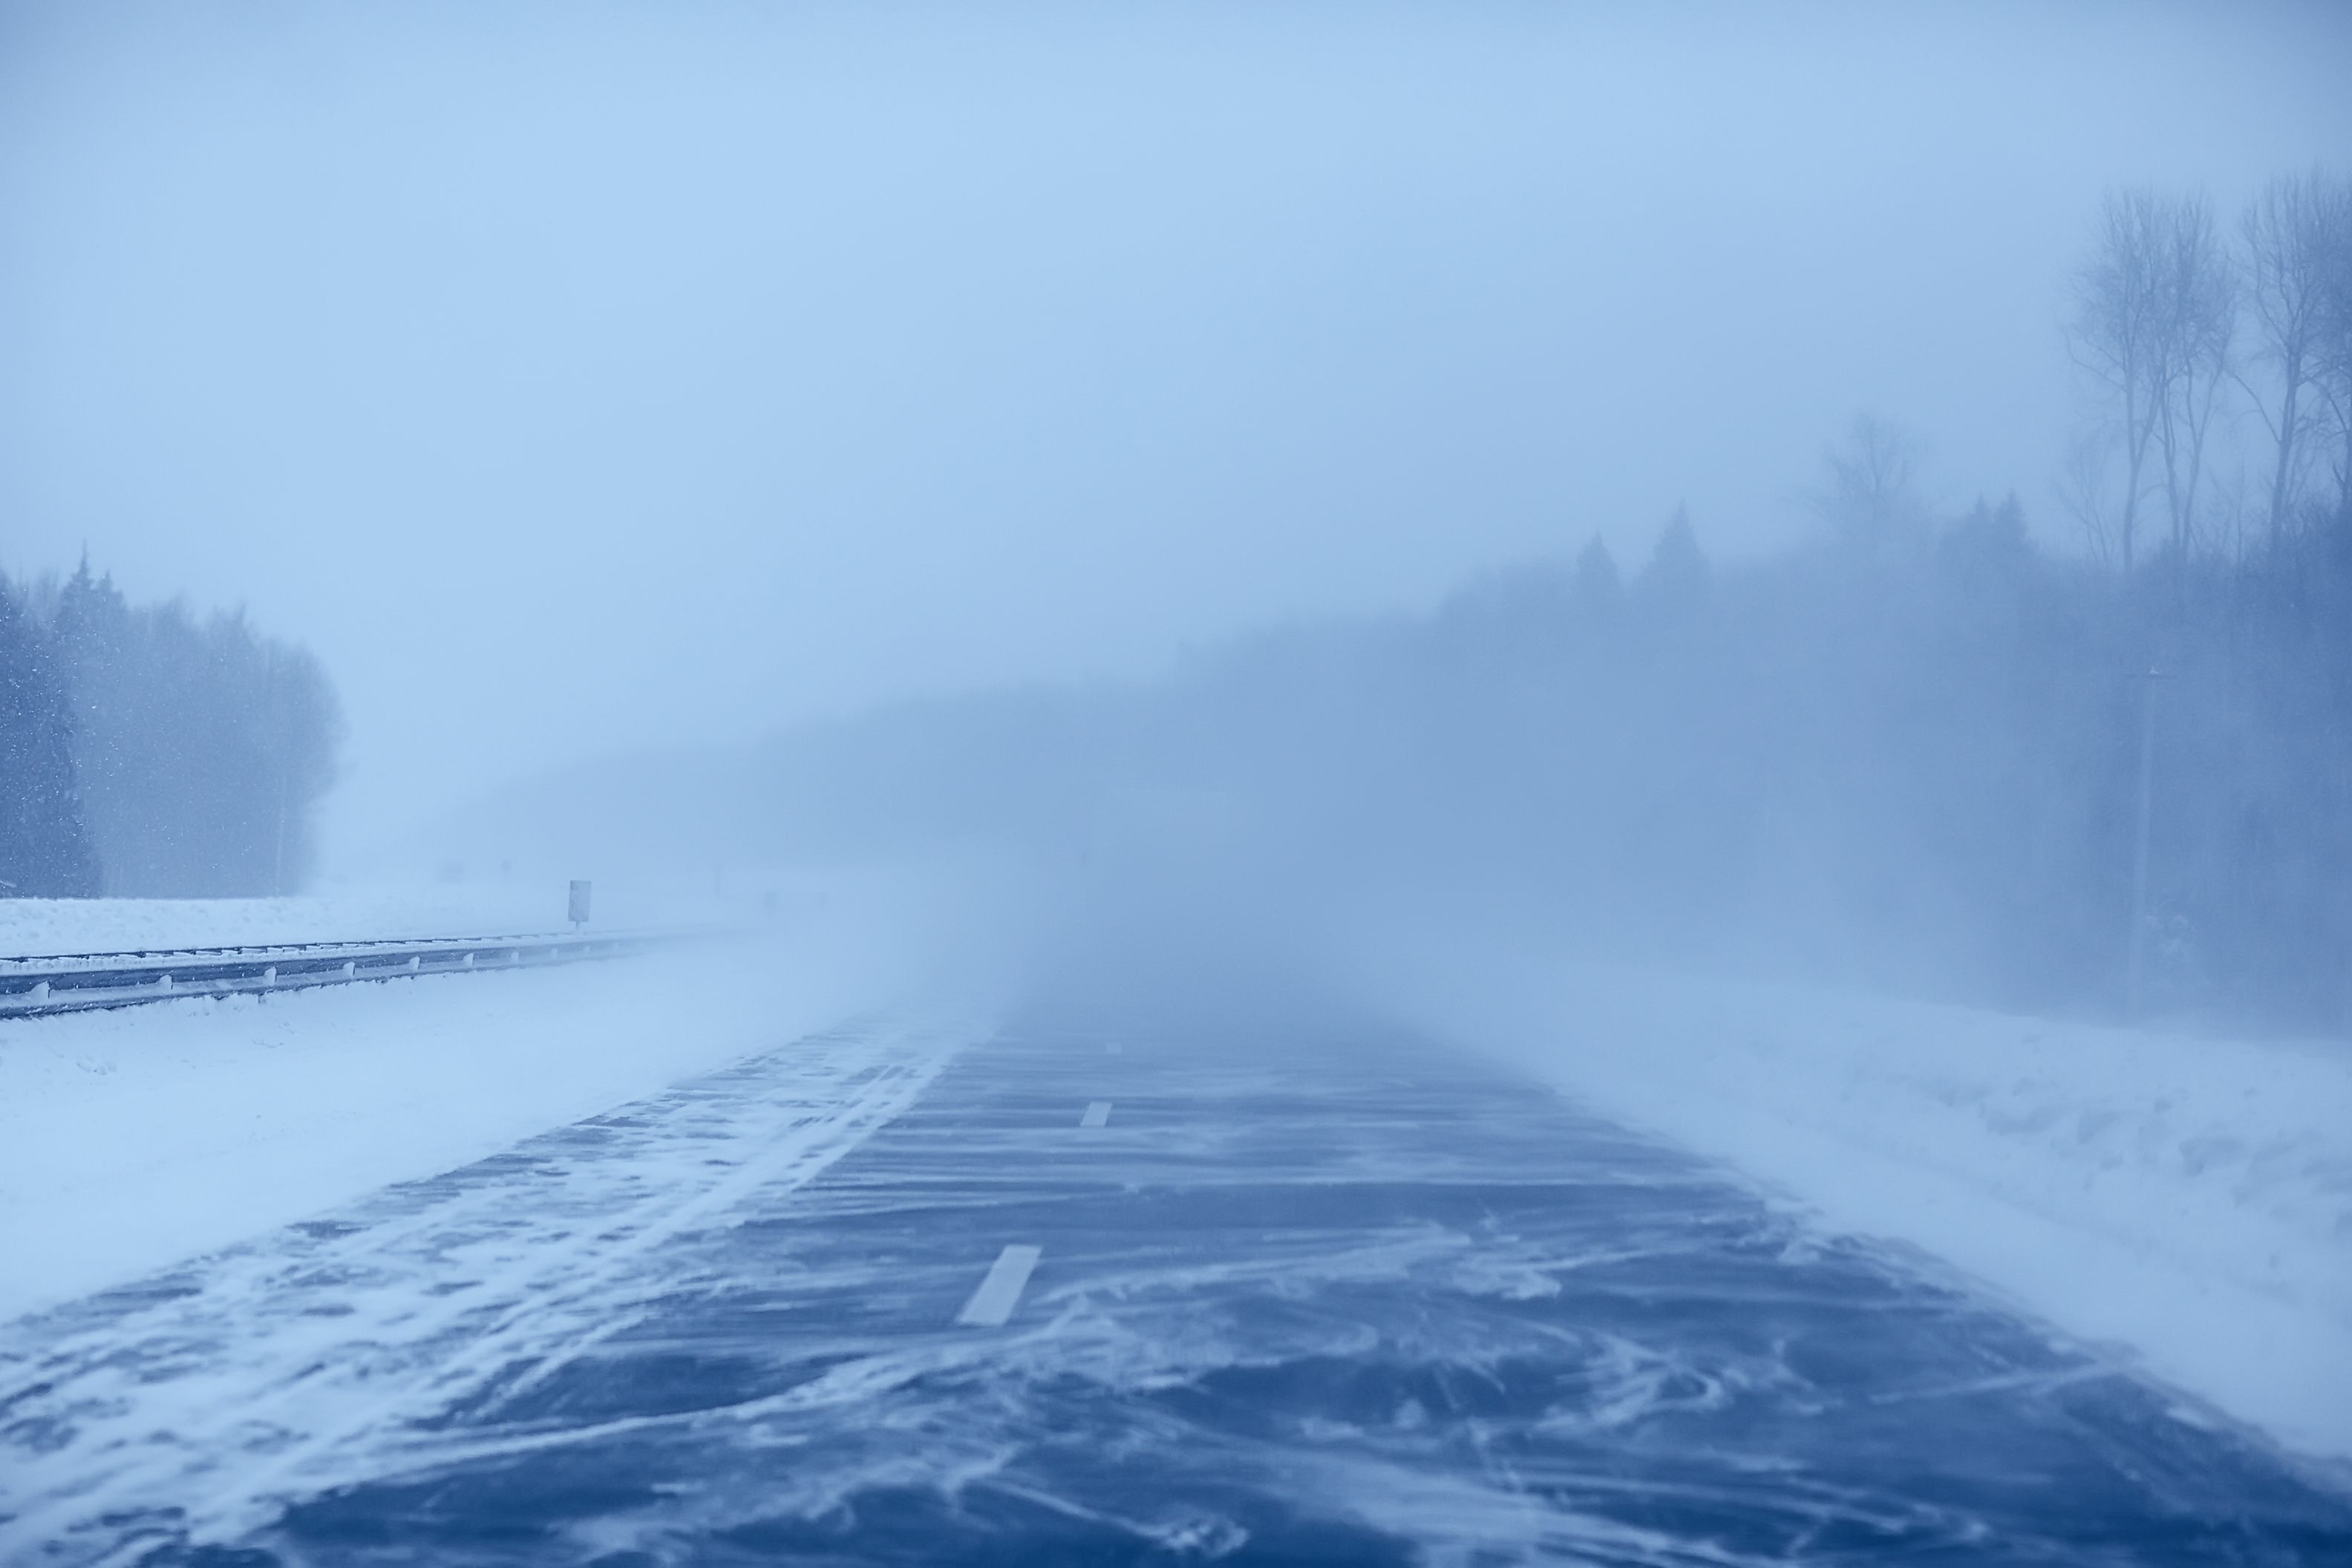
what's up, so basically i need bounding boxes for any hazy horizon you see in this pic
[6,1,2350,864]
[9,10,2352,1549]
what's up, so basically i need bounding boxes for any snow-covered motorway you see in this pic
[3,1014,2349,1564]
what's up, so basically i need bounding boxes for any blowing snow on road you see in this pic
[5,998,2349,1565]
[8,3,2352,1561]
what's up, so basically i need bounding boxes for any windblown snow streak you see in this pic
[0,1021,964,1561]
[5,1019,2344,1564]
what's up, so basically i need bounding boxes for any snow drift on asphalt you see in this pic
[1355,932,2352,1466]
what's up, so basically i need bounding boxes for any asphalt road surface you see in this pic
[4,1013,2349,1565]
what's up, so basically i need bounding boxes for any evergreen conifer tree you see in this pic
[0,574,100,896]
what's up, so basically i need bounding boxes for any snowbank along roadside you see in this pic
[0,871,1025,1324]
[1359,937,2352,1469]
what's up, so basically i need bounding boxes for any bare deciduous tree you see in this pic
[2071,189,2236,573]
[2151,194,2235,565]
[2236,171,2348,555]
[2314,185,2352,517]
[2057,428,2126,569]
[1815,414,1924,544]
[2071,190,2170,572]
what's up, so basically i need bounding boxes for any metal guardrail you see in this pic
[0,932,662,1019]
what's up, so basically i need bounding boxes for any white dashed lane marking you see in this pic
[955,1244,1042,1327]
[1079,1101,1111,1128]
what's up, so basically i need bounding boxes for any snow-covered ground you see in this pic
[12,871,2348,1477]
[1356,934,2352,1467]
[0,1020,968,1558]
[0,868,1023,1324]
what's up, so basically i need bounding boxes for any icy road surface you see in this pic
[4,1017,2348,1565]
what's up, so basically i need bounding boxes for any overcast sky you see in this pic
[4,1,2348,863]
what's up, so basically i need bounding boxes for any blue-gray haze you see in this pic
[4,1,2347,859]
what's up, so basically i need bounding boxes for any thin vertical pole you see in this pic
[268,647,289,895]
[2125,669,2161,1021]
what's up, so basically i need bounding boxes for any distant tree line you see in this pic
[1343,469,2351,1029]
[456,169,2351,1032]
[1247,166,2352,1028]
[0,558,341,898]
[732,169,2352,1031]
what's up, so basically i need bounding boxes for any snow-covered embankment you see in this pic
[0,871,1020,1324]
[1367,941,2352,1466]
